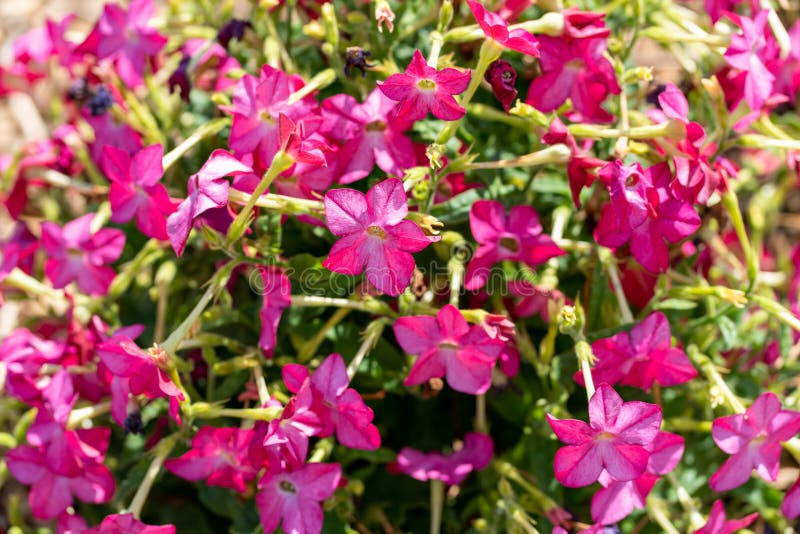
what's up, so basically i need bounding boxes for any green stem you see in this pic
[464,144,571,170]
[475,394,488,433]
[346,319,388,380]
[228,188,325,218]
[227,151,295,243]
[721,189,758,293]
[162,118,231,172]
[127,432,180,519]
[430,479,444,534]
[160,260,241,355]
[290,294,396,317]
[298,308,351,363]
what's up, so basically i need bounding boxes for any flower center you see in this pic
[279,480,297,494]
[259,110,275,124]
[596,431,615,441]
[146,345,171,370]
[439,342,459,351]
[365,120,387,132]
[626,174,639,187]
[367,225,387,239]
[499,236,520,253]
[566,59,585,71]
[417,79,436,91]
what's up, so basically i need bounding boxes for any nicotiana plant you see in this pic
[1,0,800,533]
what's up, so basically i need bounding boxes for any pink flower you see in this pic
[507,281,569,323]
[466,0,540,56]
[255,462,342,534]
[86,112,144,164]
[165,426,257,492]
[6,428,115,520]
[282,353,381,450]
[97,336,185,425]
[41,213,125,296]
[166,150,253,256]
[102,144,176,240]
[709,392,800,491]
[562,8,612,40]
[393,304,504,394]
[695,500,758,534]
[83,514,175,534]
[0,328,64,403]
[249,392,320,470]
[323,178,438,296]
[395,432,494,485]
[77,0,167,87]
[526,34,620,122]
[591,431,684,524]
[724,11,775,112]
[546,383,662,487]
[783,475,800,519]
[595,162,701,273]
[378,50,471,121]
[577,312,696,391]
[258,267,292,355]
[464,199,565,291]
[321,88,415,183]
[276,113,329,166]
[227,65,316,169]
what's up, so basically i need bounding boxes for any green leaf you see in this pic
[653,298,698,310]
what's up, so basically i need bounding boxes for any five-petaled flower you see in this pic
[709,392,800,492]
[466,0,540,57]
[464,199,565,291]
[546,383,662,487]
[395,432,494,485]
[379,50,471,122]
[323,178,439,296]
[393,304,505,395]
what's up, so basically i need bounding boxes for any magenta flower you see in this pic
[526,34,620,122]
[591,431,684,525]
[41,213,125,296]
[379,50,471,122]
[249,392,320,470]
[783,475,800,519]
[86,112,144,164]
[577,312,696,391]
[595,162,701,273]
[255,462,341,534]
[227,65,316,169]
[165,426,257,492]
[466,0,540,57]
[258,267,292,355]
[0,328,64,403]
[77,0,167,87]
[282,353,381,450]
[546,383,662,487]
[695,500,758,534]
[83,514,175,534]
[6,428,115,520]
[323,178,438,296]
[102,144,176,240]
[395,432,494,485]
[724,11,775,112]
[97,336,185,425]
[464,199,565,291]
[321,88,415,183]
[709,392,800,491]
[393,304,504,394]
[166,150,253,256]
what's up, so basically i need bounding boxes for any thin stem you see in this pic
[67,401,112,429]
[253,364,269,406]
[227,151,295,243]
[160,260,241,355]
[464,144,571,170]
[475,394,488,433]
[127,433,180,519]
[602,250,634,323]
[347,319,387,380]
[665,473,705,530]
[290,294,396,317]
[298,308,352,363]
[429,479,444,534]
[721,189,758,293]
[162,118,230,172]
[427,31,444,67]
[228,188,325,218]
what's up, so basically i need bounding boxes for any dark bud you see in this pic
[217,19,253,48]
[646,84,668,107]
[344,47,374,78]
[169,55,192,103]
[67,78,91,104]
[124,411,145,435]
[485,60,518,112]
[87,85,114,116]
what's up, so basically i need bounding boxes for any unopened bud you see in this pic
[438,0,454,33]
